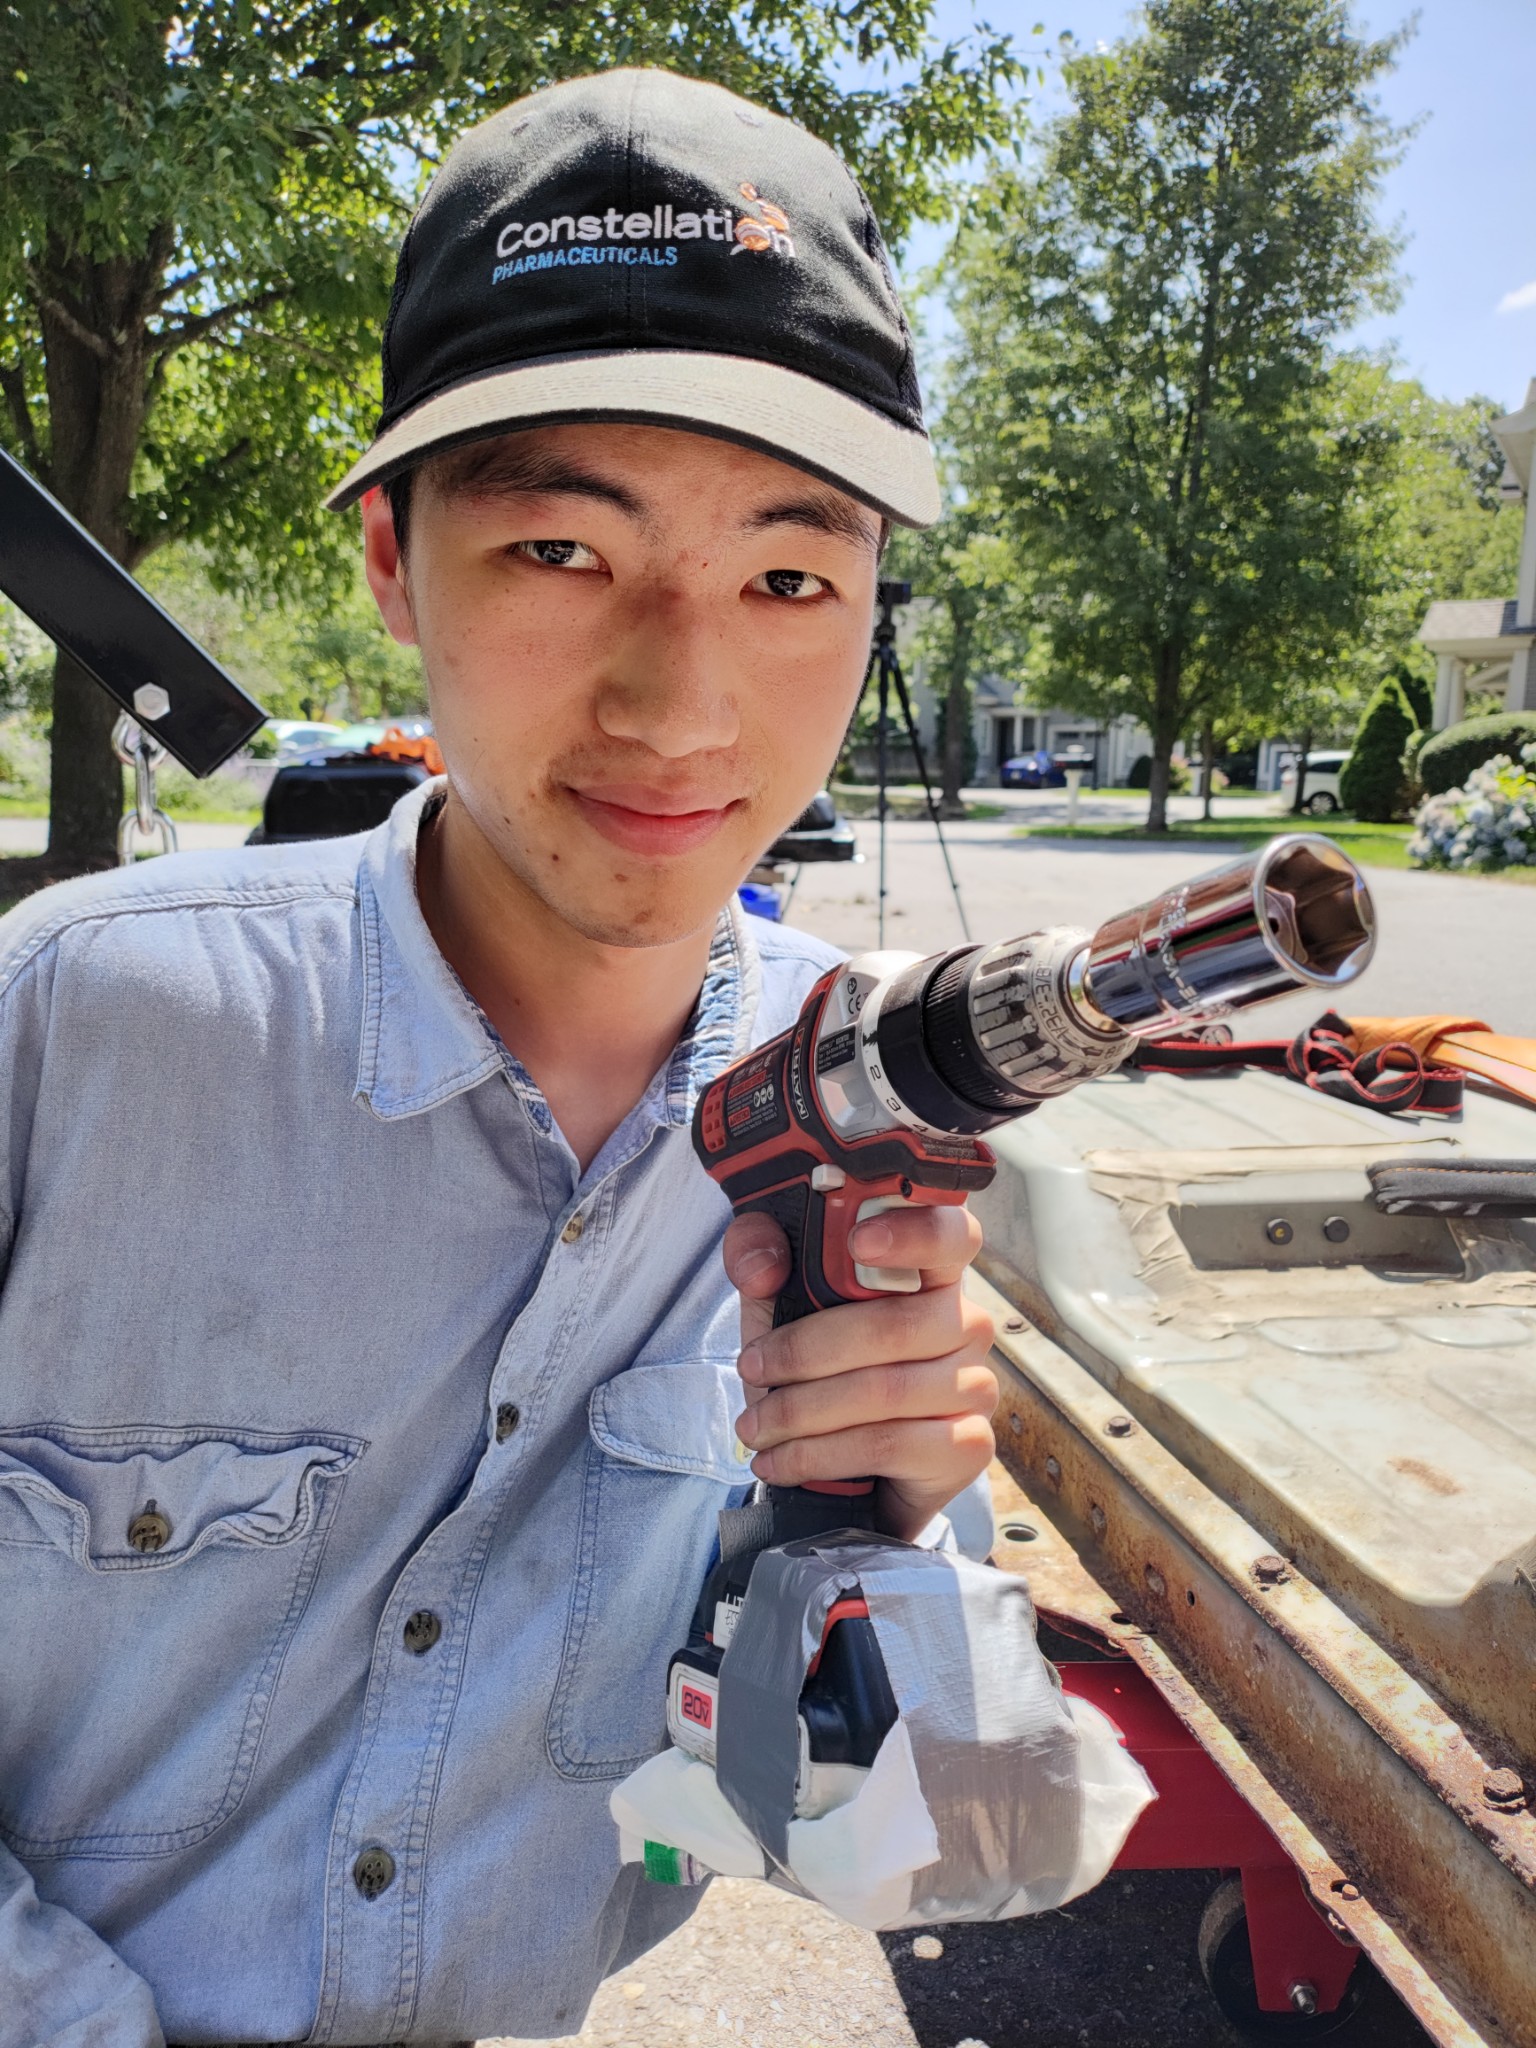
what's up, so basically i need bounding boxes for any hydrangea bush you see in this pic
[1408,744,1536,871]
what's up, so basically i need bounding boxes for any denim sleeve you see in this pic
[0,1845,164,2047]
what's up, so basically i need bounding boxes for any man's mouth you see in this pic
[568,782,744,856]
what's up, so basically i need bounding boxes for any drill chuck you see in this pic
[856,834,1376,1138]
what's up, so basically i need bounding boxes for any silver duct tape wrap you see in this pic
[715,1536,1089,1921]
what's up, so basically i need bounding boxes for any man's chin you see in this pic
[539,872,738,951]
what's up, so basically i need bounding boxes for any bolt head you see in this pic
[1322,1215,1351,1244]
[1253,1553,1292,1586]
[132,683,171,722]
[1288,1982,1318,2016]
[1484,1767,1527,1811]
[1104,1413,1135,1438]
[1265,1217,1294,1246]
[1004,1314,1026,1332]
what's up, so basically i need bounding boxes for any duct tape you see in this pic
[716,1532,1122,1924]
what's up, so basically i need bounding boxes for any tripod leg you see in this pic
[876,651,889,948]
[885,648,971,942]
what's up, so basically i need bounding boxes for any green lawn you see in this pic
[1014,813,1536,883]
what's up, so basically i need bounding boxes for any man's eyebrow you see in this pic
[741,493,883,556]
[431,443,647,520]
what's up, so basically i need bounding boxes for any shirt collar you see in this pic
[354,780,763,1124]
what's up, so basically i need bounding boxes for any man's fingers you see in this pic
[739,1283,995,1388]
[848,1201,982,1288]
[737,1353,998,1454]
[749,1412,997,1497]
[723,1210,792,1297]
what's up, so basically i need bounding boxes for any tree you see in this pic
[0,2,1024,874]
[942,0,1403,831]
[887,512,1029,814]
[1339,673,1416,820]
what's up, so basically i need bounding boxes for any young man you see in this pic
[0,69,997,2047]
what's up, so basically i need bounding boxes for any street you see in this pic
[781,804,1536,1039]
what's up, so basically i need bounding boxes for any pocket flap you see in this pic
[589,1359,750,1484]
[0,1424,363,1568]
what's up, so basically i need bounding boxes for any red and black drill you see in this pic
[666,836,1375,1812]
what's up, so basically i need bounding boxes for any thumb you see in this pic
[722,1209,790,1351]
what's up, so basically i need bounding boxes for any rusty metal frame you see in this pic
[970,1268,1536,2048]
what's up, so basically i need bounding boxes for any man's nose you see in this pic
[594,591,740,758]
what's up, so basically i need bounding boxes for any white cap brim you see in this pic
[324,349,940,527]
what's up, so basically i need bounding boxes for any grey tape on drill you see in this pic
[715,1534,1084,1919]
[714,1540,871,1867]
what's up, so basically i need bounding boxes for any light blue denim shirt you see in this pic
[0,783,847,2046]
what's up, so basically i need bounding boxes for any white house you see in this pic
[1419,377,1536,727]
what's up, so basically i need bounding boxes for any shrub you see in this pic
[1418,713,1536,796]
[1400,725,1428,809]
[1409,744,1536,870]
[1340,676,1418,821]
[1396,666,1432,729]
[1126,753,1189,792]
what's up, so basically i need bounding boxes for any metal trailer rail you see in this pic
[971,1268,1536,2048]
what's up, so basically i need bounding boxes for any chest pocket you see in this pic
[546,1359,749,1780]
[0,1422,362,1858]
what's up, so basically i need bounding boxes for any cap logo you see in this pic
[490,185,795,286]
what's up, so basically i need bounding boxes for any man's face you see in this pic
[361,422,881,948]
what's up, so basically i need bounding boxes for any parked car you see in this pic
[1000,749,1068,790]
[257,718,346,762]
[1278,750,1348,814]
[740,791,857,922]
[247,753,433,844]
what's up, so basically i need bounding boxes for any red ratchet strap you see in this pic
[1134,1011,1465,1117]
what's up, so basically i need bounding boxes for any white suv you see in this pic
[1278,750,1348,814]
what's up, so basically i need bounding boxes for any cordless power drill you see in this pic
[663,836,1375,1824]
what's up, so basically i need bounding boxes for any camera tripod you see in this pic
[866,579,970,946]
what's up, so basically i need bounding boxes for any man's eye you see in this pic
[513,540,603,570]
[751,568,830,601]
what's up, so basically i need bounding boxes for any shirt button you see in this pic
[402,1609,441,1655]
[353,1847,395,1900]
[127,1505,171,1552]
[495,1402,521,1443]
[560,1212,585,1244]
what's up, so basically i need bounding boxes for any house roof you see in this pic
[1419,597,1534,658]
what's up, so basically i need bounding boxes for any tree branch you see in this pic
[30,285,111,362]
[149,289,283,358]
[0,362,48,484]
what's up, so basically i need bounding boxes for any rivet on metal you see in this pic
[1104,1414,1135,1438]
[1144,1565,1167,1598]
[1004,1314,1026,1332]
[1044,1455,1062,1485]
[1008,1413,1023,1436]
[1089,1504,1107,1536]
[1331,1880,1361,1901]
[1265,1217,1294,1246]
[1322,1215,1351,1244]
[1253,1553,1292,1586]
[1484,1768,1527,1812]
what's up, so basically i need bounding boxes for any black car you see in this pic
[247,754,433,844]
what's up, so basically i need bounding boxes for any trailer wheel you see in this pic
[1198,1878,1365,2039]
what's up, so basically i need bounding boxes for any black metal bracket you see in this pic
[0,450,266,777]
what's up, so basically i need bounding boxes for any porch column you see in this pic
[1506,642,1536,714]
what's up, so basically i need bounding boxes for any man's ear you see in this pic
[360,487,419,648]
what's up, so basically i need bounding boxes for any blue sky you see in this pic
[896,0,1536,413]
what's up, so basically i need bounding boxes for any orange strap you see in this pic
[1344,1016,1491,1059]
[1430,1033,1536,1110]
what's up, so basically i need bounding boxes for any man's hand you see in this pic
[722,1202,998,1543]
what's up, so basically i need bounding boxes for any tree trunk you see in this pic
[939,604,974,819]
[47,651,123,872]
[1290,730,1314,815]
[36,242,163,874]
[1200,719,1216,822]
[1145,644,1183,833]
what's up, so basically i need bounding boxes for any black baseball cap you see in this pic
[326,67,939,527]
